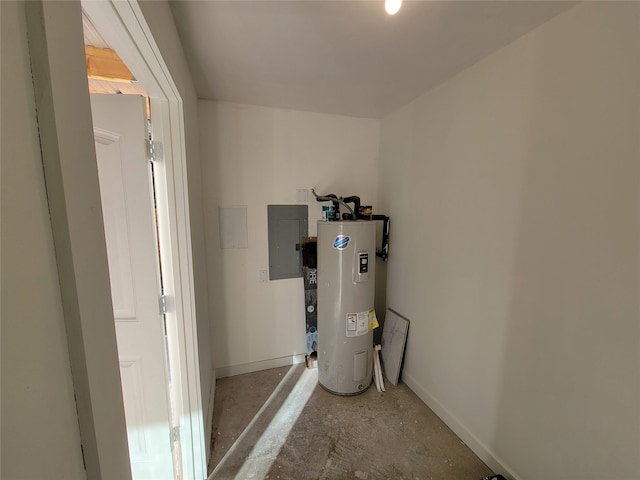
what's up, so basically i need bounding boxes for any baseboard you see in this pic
[401,369,521,480]
[215,354,307,379]
[205,368,216,467]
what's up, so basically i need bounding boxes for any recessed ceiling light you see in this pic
[385,0,402,15]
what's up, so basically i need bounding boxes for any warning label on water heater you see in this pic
[346,310,369,337]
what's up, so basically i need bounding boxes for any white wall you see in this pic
[379,3,639,479]
[138,0,214,439]
[0,2,86,478]
[199,101,380,373]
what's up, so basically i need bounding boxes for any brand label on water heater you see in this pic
[333,235,350,250]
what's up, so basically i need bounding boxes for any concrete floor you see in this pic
[209,364,494,480]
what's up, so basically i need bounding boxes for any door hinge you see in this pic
[170,425,180,451]
[146,139,163,163]
[159,294,168,315]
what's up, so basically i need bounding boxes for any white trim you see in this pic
[401,369,520,480]
[81,2,206,479]
[216,354,307,380]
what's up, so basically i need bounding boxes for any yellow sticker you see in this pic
[368,308,379,330]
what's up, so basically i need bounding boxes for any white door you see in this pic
[91,94,175,480]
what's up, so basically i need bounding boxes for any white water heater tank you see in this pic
[317,220,376,395]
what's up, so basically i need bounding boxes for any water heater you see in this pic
[317,220,376,395]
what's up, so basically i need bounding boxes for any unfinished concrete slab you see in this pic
[209,365,493,480]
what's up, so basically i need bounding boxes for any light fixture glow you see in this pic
[385,0,402,15]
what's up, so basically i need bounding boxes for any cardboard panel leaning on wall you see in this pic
[200,100,381,373]
[379,2,640,479]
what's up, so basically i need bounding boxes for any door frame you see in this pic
[82,2,206,478]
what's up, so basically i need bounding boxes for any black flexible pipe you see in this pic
[342,196,361,219]
[371,214,390,261]
[311,189,356,219]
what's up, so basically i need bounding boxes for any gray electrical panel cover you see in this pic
[268,205,308,280]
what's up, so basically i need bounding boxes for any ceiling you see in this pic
[169,0,576,119]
